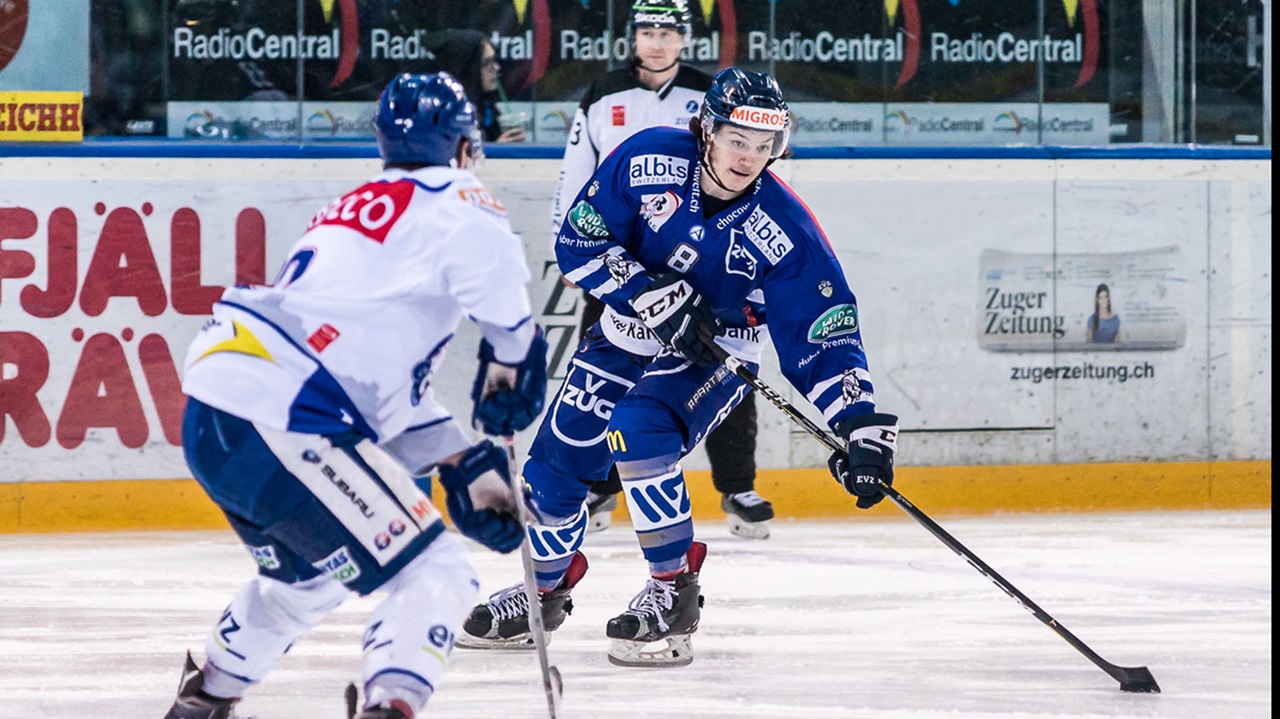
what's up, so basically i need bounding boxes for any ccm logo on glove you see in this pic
[633,280,691,323]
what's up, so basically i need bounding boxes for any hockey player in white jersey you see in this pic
[163,72,548,719]
[551,0,775,539]
[459,68,900,668]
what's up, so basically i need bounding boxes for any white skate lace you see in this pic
[485,584,530,621]
[729,491,767,507]
[622,578,678,633]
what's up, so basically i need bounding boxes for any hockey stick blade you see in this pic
[712,350,1160,694]
[503,436,564,717]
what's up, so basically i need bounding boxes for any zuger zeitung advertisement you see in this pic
[978,247,1188,352]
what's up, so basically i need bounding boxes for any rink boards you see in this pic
[0,152,1270,531]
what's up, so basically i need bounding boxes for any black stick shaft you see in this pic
[716,353,1159,693]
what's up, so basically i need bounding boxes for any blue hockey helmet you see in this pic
[375,72,482,167]
[627,0,693,46]
[699,68,792,159]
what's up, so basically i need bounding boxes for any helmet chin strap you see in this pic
[635,57,681,74]
[699,137,738,196]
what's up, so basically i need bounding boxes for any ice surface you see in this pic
[0,510,1270,718]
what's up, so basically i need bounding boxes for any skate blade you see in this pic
[727,515,770,539]
[454,633,539,650]
[606,635,694,668]
[586,511,613,534]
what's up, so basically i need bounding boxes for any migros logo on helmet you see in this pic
[729,106,788,129]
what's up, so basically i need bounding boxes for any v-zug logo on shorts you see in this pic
[314,546,362,584]
[629,154,690,187]
[743,206,793,263]
[808,304,859,343]
[561,372,616,421]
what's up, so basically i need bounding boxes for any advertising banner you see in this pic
[978,246,1189,352]
[0,92,83,141]
[167,101,374,140]
[161,0,1125,144]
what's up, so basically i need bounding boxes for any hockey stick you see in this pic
[501,435,565,717]
[711,350,1160,693]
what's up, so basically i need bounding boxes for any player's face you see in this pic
[634,27,684,70]
[707,125,775,194]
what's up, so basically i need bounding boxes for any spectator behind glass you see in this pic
[423,30,525,143]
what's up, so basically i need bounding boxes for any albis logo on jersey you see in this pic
[742,206,794,263]
[629,154,690,187]
[640,191,682,231]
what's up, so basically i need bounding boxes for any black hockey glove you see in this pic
[828,412,899,509]
[628,273,723,366]
[436,441,524,554]
[471,327,549,437]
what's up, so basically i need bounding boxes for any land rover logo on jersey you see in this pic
[818,280,833,297]
[314,546,362,584]
[743,206,793,263]
[568,201,611,238]
[629,154,690,187]
[808,304,859,343]
[640,191,682,231]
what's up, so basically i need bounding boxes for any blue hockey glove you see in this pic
[628,273,723,366]
[470,327,549,437]
[828,412,899,509]
[436,441,524,553]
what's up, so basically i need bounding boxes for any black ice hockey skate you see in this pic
[721,491,775,539]
[456,550,588,649]
[606,541,707,668]
[163,651,241,719]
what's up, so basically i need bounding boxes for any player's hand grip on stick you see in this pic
[629,273,723,366]
[436,441,524,554]
[828,413,899,508]
[471,328,549,437]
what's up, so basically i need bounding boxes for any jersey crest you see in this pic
[640,191,682,231]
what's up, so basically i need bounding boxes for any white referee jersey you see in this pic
[183,166,535,467]
[549,64,712,240]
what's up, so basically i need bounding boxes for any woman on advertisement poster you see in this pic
[1086,283,1121,344]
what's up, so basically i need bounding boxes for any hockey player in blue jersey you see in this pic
[162,73,548,719]
[460,68,900,667]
